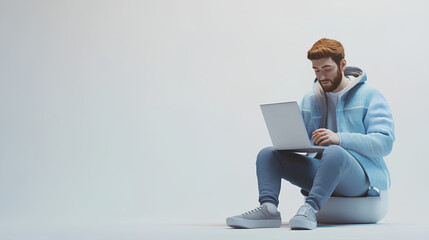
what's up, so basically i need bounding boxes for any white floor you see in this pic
[1,221,428,240]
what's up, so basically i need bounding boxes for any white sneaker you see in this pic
[289,203,317,230]
[226,203,282,229]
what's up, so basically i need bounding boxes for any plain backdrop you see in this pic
[0,0,429,228]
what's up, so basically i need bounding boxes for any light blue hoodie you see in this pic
[300,66,395,191]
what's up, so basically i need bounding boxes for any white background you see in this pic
[0,0,428,228]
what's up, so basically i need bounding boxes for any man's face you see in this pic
[311,57,343,92]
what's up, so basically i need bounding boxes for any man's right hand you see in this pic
[312,128,339,146]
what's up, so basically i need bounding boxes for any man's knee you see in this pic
[321,145,348,166]
[256,146,276,165]
[323,145,346,155]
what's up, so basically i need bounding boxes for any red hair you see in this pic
[307,38,345,65]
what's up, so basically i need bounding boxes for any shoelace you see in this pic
[242,206,263,215]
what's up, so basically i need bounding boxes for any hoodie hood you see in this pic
[312,66,367,128]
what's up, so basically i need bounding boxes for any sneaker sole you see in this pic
[289,218,316,230]
[226,217,282,229]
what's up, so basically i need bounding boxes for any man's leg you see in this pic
[290,145,369,230]
[305,145,369,211]
[226,146,319,229]
[256,146,320,207]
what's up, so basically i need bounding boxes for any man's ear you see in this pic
[340,59,347,72]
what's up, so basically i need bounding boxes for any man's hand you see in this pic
[312,128,339,146]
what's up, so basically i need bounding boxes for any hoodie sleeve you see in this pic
[337,91,395,158]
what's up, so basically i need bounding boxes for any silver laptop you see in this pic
[260,101,326,153]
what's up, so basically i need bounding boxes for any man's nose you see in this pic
[319,74,326,80]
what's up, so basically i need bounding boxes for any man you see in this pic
[226,38,395,230]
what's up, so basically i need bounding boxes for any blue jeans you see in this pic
[256,145,370,211]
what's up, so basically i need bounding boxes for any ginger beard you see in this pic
[319,66,343,92]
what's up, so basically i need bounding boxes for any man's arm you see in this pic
[337,92,395,158]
